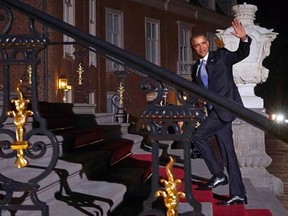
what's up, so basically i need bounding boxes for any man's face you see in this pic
[191,35,209,58]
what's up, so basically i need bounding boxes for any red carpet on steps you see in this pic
[130,154,272,216]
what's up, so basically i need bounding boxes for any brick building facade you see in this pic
[1,0,237,129]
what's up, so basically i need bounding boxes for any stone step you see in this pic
[26,181,126,216]
[1,158,82,199]
[1,157,127,216]
[0,132,138,216]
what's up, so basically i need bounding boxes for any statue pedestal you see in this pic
[233,111,283,194]
[241,167,283,195]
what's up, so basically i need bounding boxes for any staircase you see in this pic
[0,1,288,215]
[1,122,288,216]
[115,141,287,216]
[0,112,141,216]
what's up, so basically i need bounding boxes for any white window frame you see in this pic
[107,91,117,115]
[105,8,124,72]
[63,0,75,58]
[177,21,193,76]
[89,0,97,66]
[145,17,160,65]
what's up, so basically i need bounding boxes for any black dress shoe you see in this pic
[216,195,247,206]
[196,174,228,190]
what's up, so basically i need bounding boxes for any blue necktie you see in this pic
[199,59,208,88]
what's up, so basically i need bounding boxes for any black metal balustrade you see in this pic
[0,5,59,216]
[1,0,286,143]
[1,0,288,215]
[112,69,130,123]
[139,79,205,215]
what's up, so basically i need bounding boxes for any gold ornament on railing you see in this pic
[27,65,32,84]
[7,80,33,168]
[155,156,186,216]
[76,63,84,85]
[118,82,125,105]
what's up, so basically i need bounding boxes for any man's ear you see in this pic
[190,39,193,48]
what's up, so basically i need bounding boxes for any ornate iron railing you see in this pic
[1,0,286,143]
[1,0,288,215]
[0,4,59,216]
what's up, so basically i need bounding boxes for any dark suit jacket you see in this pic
[190,36,252,122]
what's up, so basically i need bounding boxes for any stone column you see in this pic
[216,3,282,194]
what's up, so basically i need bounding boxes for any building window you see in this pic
[89,0,97,66]
[107,91,117,114]
[177,22,193,77]
[105,8,123,71]
[145,18,160,65]
[63,0,75,58]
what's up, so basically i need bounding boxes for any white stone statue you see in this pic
[216,3,278,84]
[216,2,278,108]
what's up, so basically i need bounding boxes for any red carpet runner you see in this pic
[130,154,272,216]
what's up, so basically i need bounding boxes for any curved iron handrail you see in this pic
[1,0,287,144]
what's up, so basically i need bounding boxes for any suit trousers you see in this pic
[190,109,246,196]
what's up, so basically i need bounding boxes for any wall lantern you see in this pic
[58,75,72,103]
[58,75,68,90]
[58,76,71,91]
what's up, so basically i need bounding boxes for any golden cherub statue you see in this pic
[7,80,33,168]
[155,156,186,216]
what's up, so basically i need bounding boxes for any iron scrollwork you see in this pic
[0,4,59,215]
[139,78,205,215]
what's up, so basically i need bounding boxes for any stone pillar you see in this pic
[216,3,282,194]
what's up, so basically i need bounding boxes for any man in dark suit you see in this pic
[189,18,251,205]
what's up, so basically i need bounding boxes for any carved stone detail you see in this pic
[216,3,278,85]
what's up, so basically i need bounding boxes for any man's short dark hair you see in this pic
[191,33,207,41]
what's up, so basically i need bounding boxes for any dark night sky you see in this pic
[237,0,287,37]
[237,0,288,74]
[237,0,288,108]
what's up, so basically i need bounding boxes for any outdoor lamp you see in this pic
[58,75,68,90]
